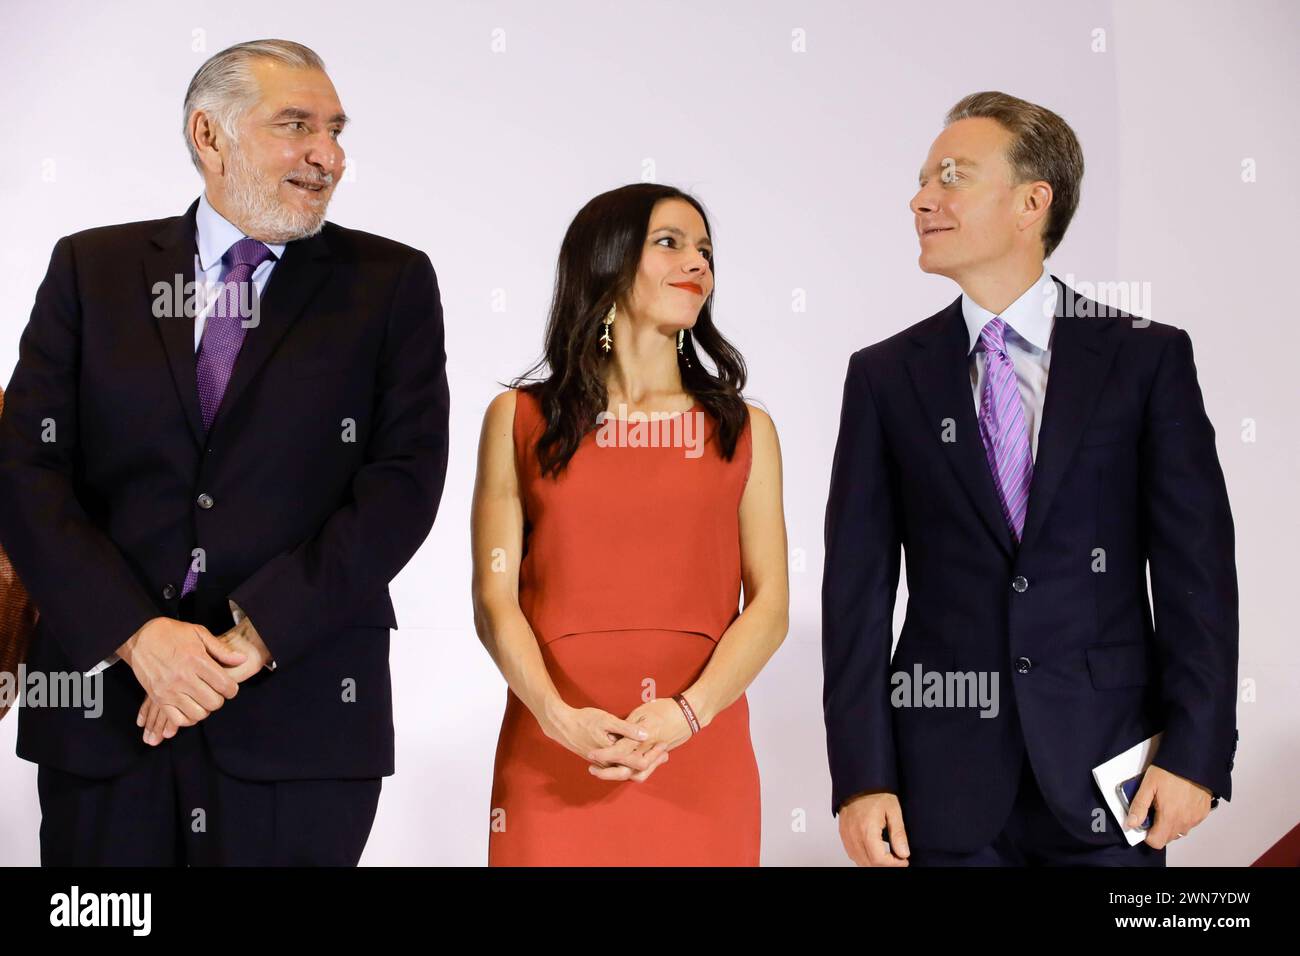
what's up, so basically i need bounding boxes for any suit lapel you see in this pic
[208,229,331,437]
[905,299,1015,558]
[143,200,333,447]
[1017,277,1121,553]
[144,200,205,448]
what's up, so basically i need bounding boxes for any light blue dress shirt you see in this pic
[192,193,286,350]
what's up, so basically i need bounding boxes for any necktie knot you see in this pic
[224,237,274,272]
[980,316,1009,356]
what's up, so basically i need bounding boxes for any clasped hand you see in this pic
[120,616,271,746]
[541,696,697,783]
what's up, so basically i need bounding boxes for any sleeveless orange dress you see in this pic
[488,387,761,866]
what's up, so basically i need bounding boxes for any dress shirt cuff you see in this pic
[86,654,119,677]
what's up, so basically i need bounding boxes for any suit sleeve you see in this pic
[1140,328,1238,799]
[0,237,162,672]
[228,250,450,669]
[821,351,903,815]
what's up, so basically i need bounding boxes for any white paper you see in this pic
[1092,732,1163,846]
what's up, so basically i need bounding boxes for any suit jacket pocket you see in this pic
[1085,641,1150,689]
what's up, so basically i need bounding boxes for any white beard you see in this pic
[223,143,331,243]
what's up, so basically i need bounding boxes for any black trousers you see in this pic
[36,722,382,866]
[909,757,1167,867]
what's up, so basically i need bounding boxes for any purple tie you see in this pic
[182,237,274,596]
[977,317,1034,544]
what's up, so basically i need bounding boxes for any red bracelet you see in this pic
[673,693,700,734]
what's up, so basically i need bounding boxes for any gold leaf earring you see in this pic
[600,304,615,353]
[677,328,692,367]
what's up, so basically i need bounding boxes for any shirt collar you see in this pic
[961,264,1056,354]
[195,193,286,271]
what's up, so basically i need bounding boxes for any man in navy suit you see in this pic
[821,91,1238,866]
[0,40,449,865]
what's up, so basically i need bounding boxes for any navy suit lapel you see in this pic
[1018,277,1121,553]
[144,199,205,449]
[143,201,333,447]
[905,298,1016,558]
[209,229,330,437]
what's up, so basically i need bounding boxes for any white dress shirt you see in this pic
[961,264,1057,462]
[87,194,284,676]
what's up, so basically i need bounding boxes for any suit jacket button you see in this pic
[162,584,177,600]
[1014,656,1032,674]
[197,493,215,510]
[1011,575,1029,593]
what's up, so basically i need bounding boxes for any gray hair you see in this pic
[945,91,1084,258]
[182,39,326,172]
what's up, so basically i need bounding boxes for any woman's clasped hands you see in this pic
[539,694,698,783]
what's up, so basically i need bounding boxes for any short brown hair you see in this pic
[945,91,1084,257]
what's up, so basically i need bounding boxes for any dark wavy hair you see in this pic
[511,183,749,478]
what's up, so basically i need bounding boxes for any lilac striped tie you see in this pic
[182,237,274,596]
[977,317,1034,544]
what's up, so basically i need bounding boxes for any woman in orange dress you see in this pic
[471,184,789,866]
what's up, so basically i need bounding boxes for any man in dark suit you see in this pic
[0,39,450,865]
[822,91,1238,866]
